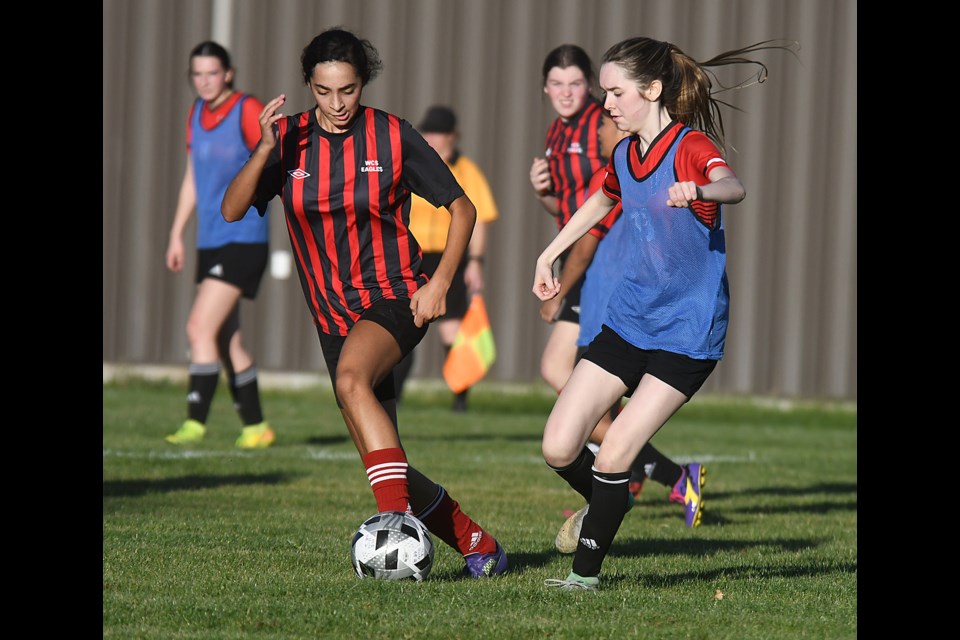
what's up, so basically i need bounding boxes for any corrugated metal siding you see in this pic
[102,0,857,401]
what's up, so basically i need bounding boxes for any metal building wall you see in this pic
[103,0,857,401]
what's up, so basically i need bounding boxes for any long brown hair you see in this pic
[601,37,799,149]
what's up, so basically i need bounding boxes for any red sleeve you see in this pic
[600,153,621,203]
[675,131,732,183]
[585,168,620,239]
[677,132,730,230]
[241,95,264,151]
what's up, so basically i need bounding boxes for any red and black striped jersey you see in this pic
[543,97,605,231]
[253,106,465,336]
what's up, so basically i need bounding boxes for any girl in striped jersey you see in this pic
[222,27,506,579]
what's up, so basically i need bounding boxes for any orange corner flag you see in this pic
[443,295,496,393]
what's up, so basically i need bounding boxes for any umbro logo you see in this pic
[208,264,224,277]
[288,168,310,179]
[579,537,599,550]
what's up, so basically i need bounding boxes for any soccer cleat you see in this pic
[544,571,599,590]
[462,540,508,578]
[235,422,276,449]
[669,463,706,527]
[629,471,647,498]
[555,493,634,554]
[165,419,206,444]
[555,504,588,554]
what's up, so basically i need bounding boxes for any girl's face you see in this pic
[190,56,232,104]
[308,61,363,133]
[599,62,652,134]
[543,66,590,121]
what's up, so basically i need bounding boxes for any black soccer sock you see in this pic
[548,447,596,502]
[572,468,631,579]
[637,443,683,488]
[187,362,220,424]
[233,365,264,425]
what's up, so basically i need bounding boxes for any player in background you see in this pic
[164,41,275,449]
[222,27,507,578]
[393,105,499,413]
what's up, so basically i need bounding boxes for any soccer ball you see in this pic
[350,511,435,582]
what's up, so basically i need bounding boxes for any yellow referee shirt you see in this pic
[409,153,499,252]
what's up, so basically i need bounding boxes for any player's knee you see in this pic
[542,438,578,468]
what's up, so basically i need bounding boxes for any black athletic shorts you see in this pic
[581,324,718,398]
[419,252,468,319]
[317,297,429,402]
[196,242,268,299]
[556,249,582,323]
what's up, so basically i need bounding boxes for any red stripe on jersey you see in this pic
[286,116,339,334]
[342,135,373,309]
[322,136,360,328]
[568,128,586,212]
[388,115,417,294]
[584,108,601,169]
[361,110,389,298]
[285,120,331,333]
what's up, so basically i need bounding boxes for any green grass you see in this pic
[103,378,857,639]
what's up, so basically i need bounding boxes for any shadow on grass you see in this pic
[612,536,821,558]
[102,472,298,498]
[731,500,858,515]
[623,559,858,588]
[305,434,352,446]
[706,482,857,500]
[483,535,832,577]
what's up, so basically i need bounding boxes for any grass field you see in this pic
[103,377,857,639]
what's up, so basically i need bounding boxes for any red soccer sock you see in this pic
[362,448,411,513]
[415,485,496,556]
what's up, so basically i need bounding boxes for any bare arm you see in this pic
[165,158,196,273]
[539,232,599,322]
[533,189,616,301]
[411,194,477,327]
[222,94,286,221]
[463,218,488,294]
[666,167,745,208]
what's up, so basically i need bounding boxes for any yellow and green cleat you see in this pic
[165,419,206,444]
[235,422,276,449]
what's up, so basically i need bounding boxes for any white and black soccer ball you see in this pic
[350,511,435,582]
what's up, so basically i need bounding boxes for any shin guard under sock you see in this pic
[572,468,631,578]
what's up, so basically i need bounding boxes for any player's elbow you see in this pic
[221,199,244,222]
[730,185,746,204]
